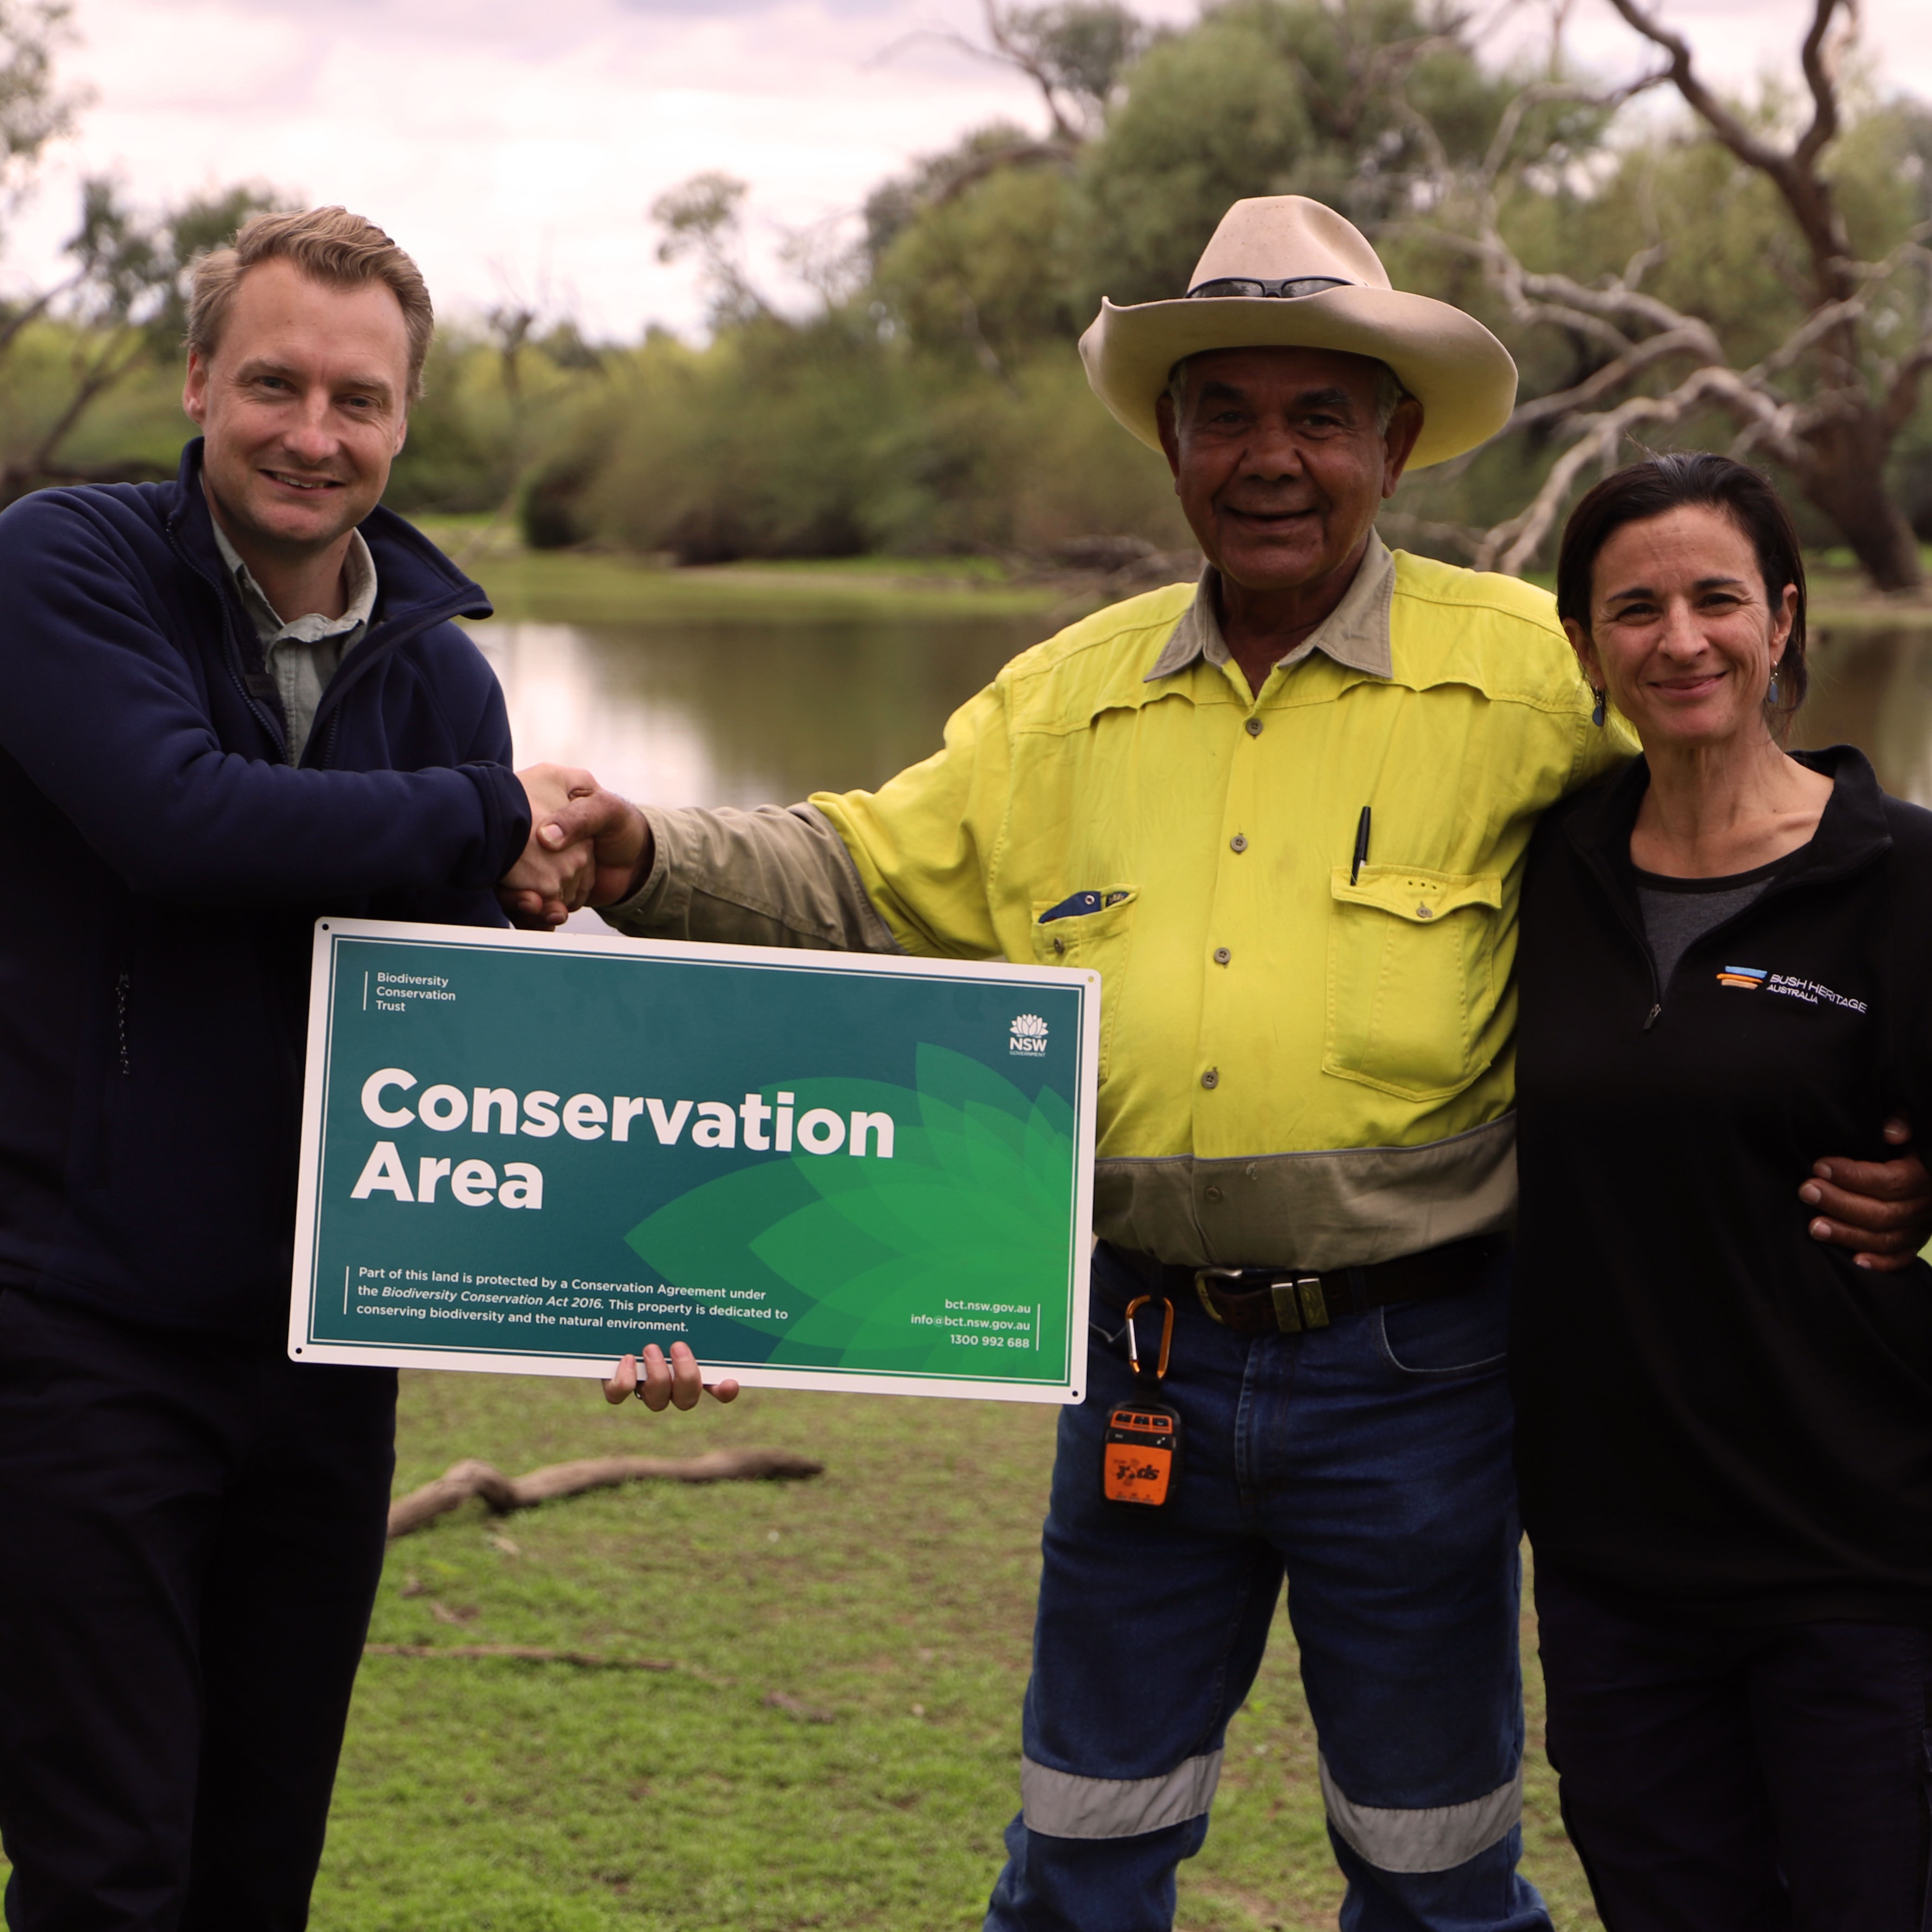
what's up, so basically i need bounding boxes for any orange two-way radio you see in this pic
[1103,1294,1183,1509]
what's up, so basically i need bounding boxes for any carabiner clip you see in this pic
[1121,1293,1175,1385]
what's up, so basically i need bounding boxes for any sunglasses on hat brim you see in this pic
[1184,275,1352,300]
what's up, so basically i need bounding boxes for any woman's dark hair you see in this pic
[1555,451,1809,731]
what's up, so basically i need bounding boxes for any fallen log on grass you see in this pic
[366,1643,674,1670]
[387,1448,825,1539]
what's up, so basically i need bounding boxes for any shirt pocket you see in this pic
[1031,886,1138,1084]
[1324,866,1503,1102]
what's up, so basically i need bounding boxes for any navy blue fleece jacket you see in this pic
[0,440,530,1333]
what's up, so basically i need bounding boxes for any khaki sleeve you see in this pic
[598,802,903,953]
[599,676,1015,959]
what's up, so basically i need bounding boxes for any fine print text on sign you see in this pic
[290,920,1099,1403]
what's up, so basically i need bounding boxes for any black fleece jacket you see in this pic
[1514,745,1932,1627]
[0,441,529,1336]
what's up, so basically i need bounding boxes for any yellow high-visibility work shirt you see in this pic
[607,541,1632,1268]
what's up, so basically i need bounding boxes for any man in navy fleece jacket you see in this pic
[0,208,606,1929]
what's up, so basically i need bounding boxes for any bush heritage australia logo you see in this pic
[1010,1012,1049,1056]
[1715,965,1868,1012]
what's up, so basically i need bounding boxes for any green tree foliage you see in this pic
[0,0,79,201]
[651,171,766,327]
[573,317,1186,561]
[514,0,1932,577]
[990,1,1156,136]
[870,143,1080,372]
[0,4,291,498]
[14,0,1925,578]
[1071,0,1514,308]
[0,179,287,499]
[867,0,1523,369]
[578,0,1524,564]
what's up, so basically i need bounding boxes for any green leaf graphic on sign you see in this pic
[625,1046,1074,1380]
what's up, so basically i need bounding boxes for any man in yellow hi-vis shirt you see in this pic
[514,198,1926,1930]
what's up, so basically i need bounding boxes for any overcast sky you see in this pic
[9,0,1927,341]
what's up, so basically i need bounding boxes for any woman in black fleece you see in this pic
[1514,452,1932,1930]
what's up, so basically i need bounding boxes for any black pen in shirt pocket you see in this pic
[1350,806,1371,884]
[1039,890,1131,924]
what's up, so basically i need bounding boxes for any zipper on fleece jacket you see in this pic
[114,969,130,1075]
[166,528,289,757]
[1577,845,1826,1033]
[1577,853,1667,1031]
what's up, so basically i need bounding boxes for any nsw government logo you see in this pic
[1009,1013,1050,1057]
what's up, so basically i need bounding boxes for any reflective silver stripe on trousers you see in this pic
[1318,1756,1522,1873]
[1020,1750,1223,1840]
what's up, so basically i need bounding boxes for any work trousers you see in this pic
[0,1287,398,1932]
[1535,1562,1932,1931]
[986,1240,1548,1932]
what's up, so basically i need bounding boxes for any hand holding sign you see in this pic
[603,1341,741,1410]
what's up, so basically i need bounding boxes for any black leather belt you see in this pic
[1096,1233,1507,1337]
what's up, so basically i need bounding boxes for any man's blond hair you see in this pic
[186,207,434,404]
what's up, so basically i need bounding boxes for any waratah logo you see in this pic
[1009,1013,1049,1056]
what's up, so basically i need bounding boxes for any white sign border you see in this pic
[289,916,1098,1405]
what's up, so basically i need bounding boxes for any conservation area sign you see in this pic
[289,919,1098,1403]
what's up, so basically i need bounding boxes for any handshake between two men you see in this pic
[500,764,655,929]
[498,764,733,1416]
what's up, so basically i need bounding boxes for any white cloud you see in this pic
[5,0,1925,343]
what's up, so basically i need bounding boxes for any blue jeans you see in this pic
[986,1242,1548,1932]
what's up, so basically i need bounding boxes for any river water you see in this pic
[1790,626,1932,802]
[470,611,1041,812]
[470,611,1932,824]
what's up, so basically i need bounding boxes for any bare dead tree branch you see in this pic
[1475,294,1868,575]
[874,3,1150,147]
[1885,337,1932,435]
[1794,0,1848,170]
[0,268,75,360]
[1396,0,1929,591]
[1477,69,1669,185]
[1598,0,1856,298]
[981,0,1082,144]
[1503,326,1716,431]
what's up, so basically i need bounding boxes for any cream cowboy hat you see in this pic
[1079,195,1516,469]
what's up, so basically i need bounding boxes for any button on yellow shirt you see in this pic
[808,545,1632,1268]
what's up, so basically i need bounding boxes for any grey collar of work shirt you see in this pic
[1142,531,1396,687]
[211,518,379,766]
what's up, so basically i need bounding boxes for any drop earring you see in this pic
[1767,672,1781,708]
[1590,689,1606,728]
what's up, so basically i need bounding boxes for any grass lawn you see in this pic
[314,1372,1599,1931]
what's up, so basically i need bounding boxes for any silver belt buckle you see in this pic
[1271,1274,1328,1334]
